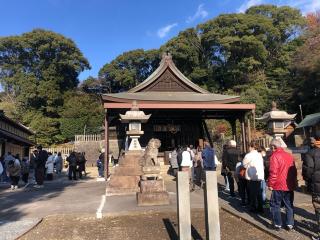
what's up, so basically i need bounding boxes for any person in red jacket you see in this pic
[268,138,297,231]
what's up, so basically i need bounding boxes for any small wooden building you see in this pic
[0,110,34,158]
[102,53,255,174]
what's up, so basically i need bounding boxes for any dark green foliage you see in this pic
[0,29,90,114]
[98,49,160,92]
[0,29,92,145]
[59,92,104,141]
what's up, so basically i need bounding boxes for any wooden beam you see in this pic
[104,102,255,110]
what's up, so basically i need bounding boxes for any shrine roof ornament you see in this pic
[256,101,296,122]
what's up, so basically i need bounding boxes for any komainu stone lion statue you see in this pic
[142,138,161,167]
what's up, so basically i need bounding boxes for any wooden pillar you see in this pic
[202,119,213,147]
[230,119,237,141]
[247,116,252,144]
[104,110,109,179]
[240,116,247,153]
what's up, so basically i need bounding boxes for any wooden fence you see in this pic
[75,134,102,142]
[254,136,272,149]
[30,146,74,160]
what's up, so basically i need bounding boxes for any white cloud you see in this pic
[186,4,209,23]
[157,23,178,38]
[279,0,320,14]
[238,0,320,14]
[237,0,263,13]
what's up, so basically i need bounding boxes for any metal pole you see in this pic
[83,124,87,136]
[299,104,306,138]
[240,117,247,153]
[299,104,304,120]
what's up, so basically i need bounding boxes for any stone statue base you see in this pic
[106,151,143,196]
[137,178,170,206]
[141,166,162,180]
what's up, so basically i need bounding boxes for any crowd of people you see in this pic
[169,140,217,191]
[220,139,298,232]
[168,138,304,234]
[0,145,87,190]
[169,136,320,239]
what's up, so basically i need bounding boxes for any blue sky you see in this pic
[0,0,319,81]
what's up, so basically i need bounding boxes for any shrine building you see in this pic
[0,110,34,158]
[102,53,255,173]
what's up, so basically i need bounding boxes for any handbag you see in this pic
[239,166,246,178]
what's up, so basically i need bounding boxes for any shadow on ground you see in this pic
[0,171,97,225]
[217,182,316,239]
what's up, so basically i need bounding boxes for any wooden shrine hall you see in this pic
[102,53,255,169]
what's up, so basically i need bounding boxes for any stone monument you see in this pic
[137,138,170,206]
[119,101,151,151]
[257,102,305,186]
[106,101,151,196]
[257,101,296,147]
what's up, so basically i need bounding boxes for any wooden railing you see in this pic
[75,134,102,142]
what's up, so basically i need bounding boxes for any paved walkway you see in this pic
[0,168,105,240]
[0,167,317,240]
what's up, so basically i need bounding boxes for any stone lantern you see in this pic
[257,102,296,147]
[120,101,151,151]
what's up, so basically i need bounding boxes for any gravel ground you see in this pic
[0,218,41,240]
[19,210,275,240]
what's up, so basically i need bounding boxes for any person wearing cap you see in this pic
[222,140,241,197]
[268,138,297,231]
[302,137,320,240]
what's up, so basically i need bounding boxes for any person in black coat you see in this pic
[67,152,77,180]
[302,138,320,240]
[222,140,241,197]
[34,145,48,188]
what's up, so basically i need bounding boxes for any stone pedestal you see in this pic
[137,178,170,206]
[141,166,161,179]
[106,151,143,196]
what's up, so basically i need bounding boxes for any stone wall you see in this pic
[74,138,123,166]
[75,140,103,166]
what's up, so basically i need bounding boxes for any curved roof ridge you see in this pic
[128,53,209,93]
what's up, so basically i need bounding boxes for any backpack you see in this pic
[96,159,102,168]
